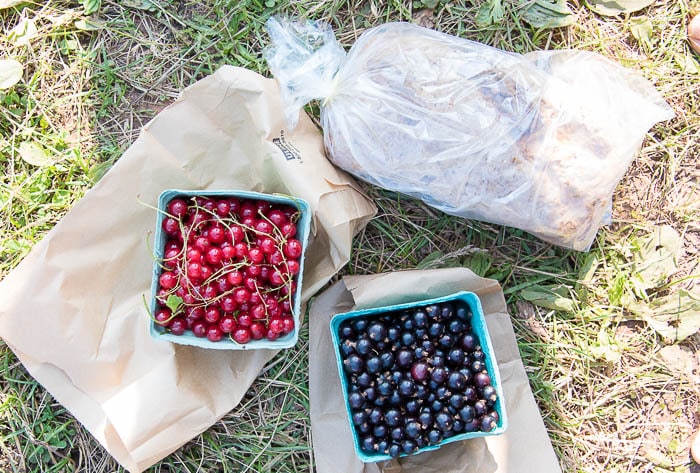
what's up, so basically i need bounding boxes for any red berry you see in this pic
[280,222,297,238]
[162,217,180,235]
[165,240,182,251]
[206,247,223,266]
[200,264,213,281]
[267,250,285,266]
[208,225,225,244]
[268,317,285,334]
[285,260,301,275]
[246,264,262,277]
[241,216,255,227]
[265,329,280,341]
[240,202,256,218]
[233,287,251,304]
[249,322,266,340]
[192,321,207,337]
[232,327,251,344]
[205,307,221,324]
[237,313,253,327]
[229,225,244,243]
[280,316,295,334]
[269,269,286,286]
[159,271,177,289]
[283,239,303,259]
[167,198,188,218]
[206,325,223,342]
[187,306,205,320]
[221,296,237,313]
[248,247,264,264]
[216,199,231,217]
[250,304,266,320]
[234,242,249,260]
[215,276,232,294]
[229,198,241,215]
[219,315,236,333]
[259,237,276,254]
[226,270,243,286]
[254,219,274,235]
[201,284,218,300]
[194,236,210,252]
[186,248,202,262]
[169,317,187,335]
[244,276,258,291]
[201,198,216,212]
[187,262,203,280]
[154,308,172,326]
[222,244,236,260]
[267,209,287,227]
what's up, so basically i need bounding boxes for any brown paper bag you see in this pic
[308,268,562,473]
[0,66,376,472]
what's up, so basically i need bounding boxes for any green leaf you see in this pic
[421,0,440,8]
[74,18,105,31]
[521,0,575,29]
[586,0,655,16]
[165,294,183,314]
[416,250,445,270]
[521,284,575,312]
[0,59,23,89]
[631,225,680,291]
[122,0,157,11]
[476,0,505,26]
[461,252,492,278]
[18,142,51,166]
[8,18,38,46]
[82,0,101,15]
[629,16,653,49]
[629,290,700,343]
[264,0,275,7]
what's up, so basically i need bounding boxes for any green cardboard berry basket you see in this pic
[329,291,507,462]
[149,189,311,350]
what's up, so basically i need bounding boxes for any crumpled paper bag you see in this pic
[0,66,376,472]
[308,268,562,473]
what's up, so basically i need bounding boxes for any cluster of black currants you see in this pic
[337,300,500,459]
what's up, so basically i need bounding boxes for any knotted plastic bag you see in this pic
[264,17,674,251]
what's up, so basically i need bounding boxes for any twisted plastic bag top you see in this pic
[264,17,674,250]
[264,17,346,128]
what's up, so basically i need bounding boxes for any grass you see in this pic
[1,0,699,472]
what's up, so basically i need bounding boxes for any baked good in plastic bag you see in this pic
[264,17,674,251]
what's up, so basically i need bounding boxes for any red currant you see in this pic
[154,308,172,326]
[219,315,236,333]
[159,271,177,289]
[267,209,287,227]
[206,325,223,342]
[226,270,243,286]
[232,327,251,344]
[162,217,180,235]
[205,307,221,324]
[167,198,188,218]
[216,199,231,217]
[283,239,303,259]
[169,317,187,335]
[192,321,207,337]
[249,322,266,340]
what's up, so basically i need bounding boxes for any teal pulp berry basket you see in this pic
[330,291,507,462]
[149,189,311,350]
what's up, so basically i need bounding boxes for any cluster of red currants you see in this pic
[153,195,303,344]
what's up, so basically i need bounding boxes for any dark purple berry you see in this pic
[343,354,363,374]
[480,414,497,432]
[410,361,429,382]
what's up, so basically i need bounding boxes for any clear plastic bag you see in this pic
[264,17,674,251]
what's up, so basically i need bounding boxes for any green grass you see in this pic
[2,0,700,472]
